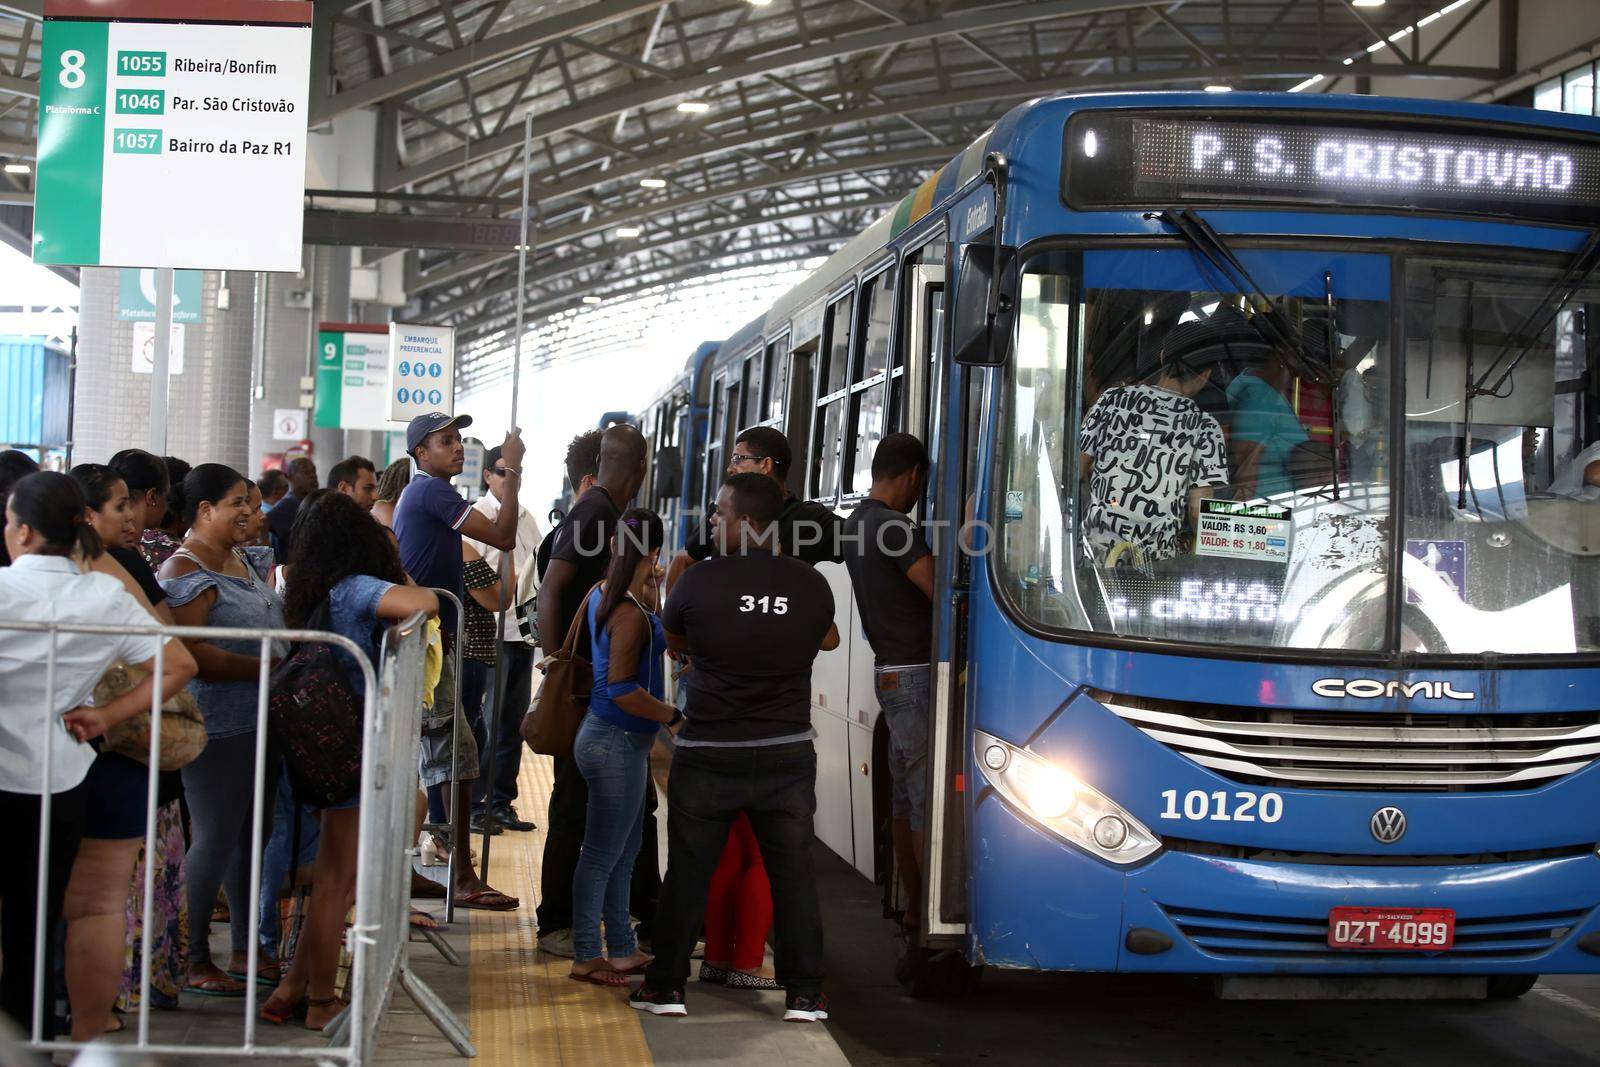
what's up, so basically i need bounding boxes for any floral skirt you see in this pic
[115,800,188,1011]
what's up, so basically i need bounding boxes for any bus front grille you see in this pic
[1161,904,1586,960]
[1099,693,1600,792]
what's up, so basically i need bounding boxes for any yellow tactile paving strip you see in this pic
[467,752,654,1066]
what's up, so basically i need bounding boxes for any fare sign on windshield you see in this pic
[1065,111,1600,226]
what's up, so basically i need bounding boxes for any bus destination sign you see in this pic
[1065,111,1600,226]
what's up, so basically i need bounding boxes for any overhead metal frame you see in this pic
[0,0,1532,367]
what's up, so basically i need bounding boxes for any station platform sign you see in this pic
[34,0,312,271]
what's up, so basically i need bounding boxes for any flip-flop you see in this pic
[611,955,654,975]
[185,976,247,998]
[104,1013,126,1034]
[225,965,281,986]
[569,965,630,987]
[453,889,519,912]
[409,908,441,930]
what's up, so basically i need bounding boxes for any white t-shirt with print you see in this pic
[1078,383,1229,563]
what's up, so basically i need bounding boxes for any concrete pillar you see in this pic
[247,245,351,476]
[72,267,255,469]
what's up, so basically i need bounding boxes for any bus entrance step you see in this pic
[1215,976,1491,1001]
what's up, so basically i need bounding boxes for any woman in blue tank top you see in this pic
[569,508,675,985]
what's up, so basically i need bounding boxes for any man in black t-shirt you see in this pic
[533,423,647,956]
[664,426,841,592]
[841,433,935,930]
[633,473,839,1022]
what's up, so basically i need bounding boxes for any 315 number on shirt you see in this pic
[738,595,789,614]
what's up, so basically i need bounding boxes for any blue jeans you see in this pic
[876,665,931,832]
[259,769,321,954]
[571,715,654,962]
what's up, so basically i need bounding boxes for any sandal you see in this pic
[419,832,450,868]
[225,963,281,986]
[569,964,630,988]
[305,995,347,1032]
[453,888,519,912]
[409,908,441,930]
[260,990,307,1025]
[185,975,247,998]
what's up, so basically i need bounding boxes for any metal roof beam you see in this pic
[412,141,953,294]
[389,0,1194,187]
[425,193,896,322]
[312,0,667,124]
[390,3,1470,189]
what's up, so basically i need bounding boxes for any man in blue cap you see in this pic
[395,411,526,911]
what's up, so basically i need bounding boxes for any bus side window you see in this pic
[813,289,855,502]
[846,265,895,497]
[785,340,817,500]
[766,335,790,425]
[705,373,727,513]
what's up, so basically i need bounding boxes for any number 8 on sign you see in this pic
[59,50,86,88]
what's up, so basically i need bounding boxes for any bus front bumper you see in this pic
[970,796,1600,975]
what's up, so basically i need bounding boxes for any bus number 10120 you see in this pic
[1159,789,1283,823]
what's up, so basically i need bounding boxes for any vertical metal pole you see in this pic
[482,112,536,880]
[65,326,78,467]
[243,637,273,1049]
[30,631,56,1044]
[137,640,164,1047]
[148,267,174,454]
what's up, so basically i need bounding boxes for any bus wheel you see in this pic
[899,945,984,1000]
[1485,974,1539,1000]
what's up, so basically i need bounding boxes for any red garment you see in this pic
[703,813,771,971]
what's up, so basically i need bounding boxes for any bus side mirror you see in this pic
[654,445,682,499]
[953,242,1018,367]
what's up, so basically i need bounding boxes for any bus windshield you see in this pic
[998,245,1600,656]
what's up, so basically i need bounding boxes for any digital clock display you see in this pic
[1064,111,1600,225]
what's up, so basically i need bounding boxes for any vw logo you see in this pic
[1370,806,1407,844]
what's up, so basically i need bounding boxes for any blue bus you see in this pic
[632,91,1600,999]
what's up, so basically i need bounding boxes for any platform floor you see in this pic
[87,752,851,1065]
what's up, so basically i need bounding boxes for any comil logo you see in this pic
[1312,678,1476,701]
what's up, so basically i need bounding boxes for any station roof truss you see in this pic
[0,0,1526,381]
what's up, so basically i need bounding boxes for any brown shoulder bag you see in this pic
[520,584,599,757]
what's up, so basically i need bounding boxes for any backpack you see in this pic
[267,600,365,808]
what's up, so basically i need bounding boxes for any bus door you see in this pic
[909,261,978,945]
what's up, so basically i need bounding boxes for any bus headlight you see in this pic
[975,730,1160,865]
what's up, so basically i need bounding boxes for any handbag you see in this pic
[92,663,208,772]
[267,601,365,808]
[520,584,598,757]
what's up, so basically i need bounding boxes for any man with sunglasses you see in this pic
[465,446,545,834]
[664,426,842,591]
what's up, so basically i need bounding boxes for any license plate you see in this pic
[1328,907,1455,950]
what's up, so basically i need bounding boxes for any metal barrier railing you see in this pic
[1,613,472,1062]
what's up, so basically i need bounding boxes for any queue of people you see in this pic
[0,402,947,1041]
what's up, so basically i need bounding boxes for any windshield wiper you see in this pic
[1457,229,1600,509]
[1147,209,1331,387]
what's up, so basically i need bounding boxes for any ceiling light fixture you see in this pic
[639,177,667,189]
[1351,0,1385,7]
[1203,84,1232,93]
[582,296,603,305]
[615,226,642,238]
[676,100,710,114]
[4,162,29,174]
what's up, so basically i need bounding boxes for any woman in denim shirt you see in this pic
[158,464,286,997]
[263,493,437,1030]
[569,508,675,986]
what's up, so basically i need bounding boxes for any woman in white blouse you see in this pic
[0,472,196,1040]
